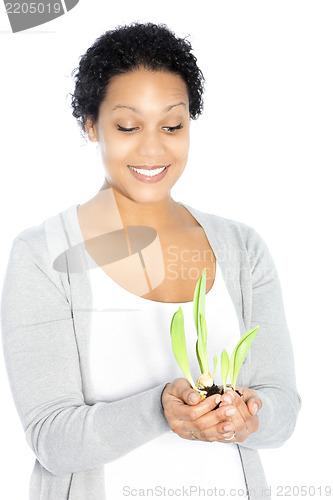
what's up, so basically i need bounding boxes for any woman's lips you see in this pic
[127,164,170,183]
[131,165,168,170]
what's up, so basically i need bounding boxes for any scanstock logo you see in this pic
[4,1,80,33]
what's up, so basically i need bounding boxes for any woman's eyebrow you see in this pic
[112,102,186,113]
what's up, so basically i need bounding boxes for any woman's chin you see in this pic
[123,187,173,205]
[100,181,173,207]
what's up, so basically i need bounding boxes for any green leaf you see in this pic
[229,326,259,390]
[195,341,204,373]
[193,269,206,332]
[170,307,196,389]
[213,354,218,379]
[198,313,209,373]
[221,349,229,393]
[193,268,207,373]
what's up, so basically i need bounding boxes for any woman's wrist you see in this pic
[160,382,171,410]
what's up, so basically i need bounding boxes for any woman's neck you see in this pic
[96,185,195,231]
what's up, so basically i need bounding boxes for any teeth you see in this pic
[129,166,167,177]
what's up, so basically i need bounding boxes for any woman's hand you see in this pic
[161,379,262,443]
[161,378,223,440]
[207,386,262,443]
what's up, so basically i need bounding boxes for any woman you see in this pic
[1,22,301,499]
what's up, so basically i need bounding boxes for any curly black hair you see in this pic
[70,22,205,140]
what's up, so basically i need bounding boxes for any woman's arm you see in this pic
[160,226,301,449]
[1,237,170,476]
[238,228,302,449]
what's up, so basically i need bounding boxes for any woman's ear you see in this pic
[85,117,98,142]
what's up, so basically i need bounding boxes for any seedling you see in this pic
[170,267,259,400]
[227,325,258,392]
[221,349,229,393]
[170,269,219,400]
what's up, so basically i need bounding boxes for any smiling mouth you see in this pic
[128,165,170,177]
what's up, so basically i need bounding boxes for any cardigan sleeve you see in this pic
[239,228,301,449]
[1,236,170,477]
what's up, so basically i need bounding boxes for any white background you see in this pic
[0,1,332,498]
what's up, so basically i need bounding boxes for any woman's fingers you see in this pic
[176,392,222,423]
[174,380,202,406]
[194,410,249,443]
[162,379,262,443]
[192,390,261,442]
[161,379,201,410]
[245,394,261,415]
[221,392,260,438]
[162,379,222,435]
[182,402,238,434]
[236,386,262,415]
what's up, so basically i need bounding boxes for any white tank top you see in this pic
[87,259,247,499]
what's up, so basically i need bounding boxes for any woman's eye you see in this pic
[164,123,183,133]
[117,125,138,133]
[116,123,183,133]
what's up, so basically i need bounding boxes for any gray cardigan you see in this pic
[1,201,301,500]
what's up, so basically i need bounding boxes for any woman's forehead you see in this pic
[100,69,189,112]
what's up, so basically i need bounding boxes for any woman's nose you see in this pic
[136,130,166,158]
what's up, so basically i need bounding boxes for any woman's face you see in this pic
[86,68,190,205]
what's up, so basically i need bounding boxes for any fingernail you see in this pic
[215,395,221,404]
[189,394,199,404]
[224,389,235,399]
[226,408,236,416]
[221,396,232,405]
[252,403,259,414]
[224,425,232,432]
